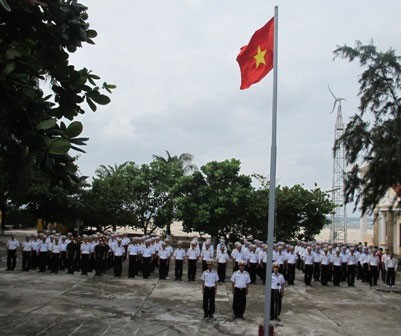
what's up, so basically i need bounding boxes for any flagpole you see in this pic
[263,5,278,336]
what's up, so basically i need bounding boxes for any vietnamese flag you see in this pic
[237,18,274,90]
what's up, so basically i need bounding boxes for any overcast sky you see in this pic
[70,1,401,215]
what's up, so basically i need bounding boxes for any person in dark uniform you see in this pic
[94,238,109,276]
[66,237,78,274]
[231,261,251,319]
[201,260,219,318]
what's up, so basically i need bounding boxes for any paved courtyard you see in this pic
[0,232,400,336]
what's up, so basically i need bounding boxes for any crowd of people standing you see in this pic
[4,231,399,321]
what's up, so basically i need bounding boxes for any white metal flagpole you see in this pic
[263,5,278,335]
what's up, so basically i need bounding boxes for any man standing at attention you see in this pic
[201,260,219,319]
[231,261,251,319]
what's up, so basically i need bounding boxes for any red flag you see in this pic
[237,18,274,90]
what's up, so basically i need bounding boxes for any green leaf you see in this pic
[37,118,57,131]
[3,62,15,75]
[66,121,83,138]
[86,97,97,112]
[86,30,98,38]
[48,138,71,155]
[0,0,11,12]
[91,94,111,105]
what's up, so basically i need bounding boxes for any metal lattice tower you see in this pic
[329,87,347,243]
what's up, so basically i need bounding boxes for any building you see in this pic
[372,186,401,256]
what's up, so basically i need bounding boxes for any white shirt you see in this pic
[201,269,219,287]
[385,257,398,271]
[368,255,379,266]
[201,249,213,261]
[113,245,125,257]
[187,248,200,260]
[303,253,314,265]
[271,272,285,290]
[216,252,229,263]
[127,244,139,256]
[287,253,297,264]
[51,243,61,253]
[80,242,91,254]
[22,241,32,252]
[248,251,259,263]
[158,249,171,260]
[39,241,49,252]
[332,255,342,266]
[347,254,358,265]
[141,246,153,258]
[174,248,186,260]
[7,239,20,250]
[231,270,251,288]
[321,254,331,265]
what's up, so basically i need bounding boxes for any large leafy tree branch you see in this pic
[0,0,114,231]
[334,41,401,213]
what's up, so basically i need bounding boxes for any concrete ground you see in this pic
[0,231,400,336]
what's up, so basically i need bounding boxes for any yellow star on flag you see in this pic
[253,46,267,68]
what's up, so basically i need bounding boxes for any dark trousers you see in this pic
[203,286,216,317]
[249,263,257,284]
[341,263,347,282]
[202,260,208,272]
[175,260,183,280]
[333,265,342,285]
[159,259,168,279]
[31,251,38,269]
[287,263,296,285]
[22,251,31,271]
[362,263,369,282]
[347,264,356,286]
[67,256,76,274]
[51,253,60,273]
[304,264,313,285]
[60,251,67,270]
[380,266,386,283]
[369,265,378,286]
[261,262,267,284]
[321,264,329,285]
[233,288,247,318]
[357,262,362,280]
[188,259,197,280]
[81,254,89,275]
[270,289,282,320]
[128,255,138,277]
[296,254,301,270]
[114,256,123,277]
[7,250,17,270]
[38,252,48,272]
[313,262,321,281]
[95,258,105,276]
[142,257,151,278]
[217,262,226,282]
[387,268,395,286]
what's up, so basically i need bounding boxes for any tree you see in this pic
[0,0,114,231]
[334,41,401,213]
[251,183,334,242]
[176,159,254,240]
[151,151,197,236]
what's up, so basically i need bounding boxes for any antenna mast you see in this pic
[329,86,347,243]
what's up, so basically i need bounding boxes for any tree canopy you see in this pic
[334,41,401,213]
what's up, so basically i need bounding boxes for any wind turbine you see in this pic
[328,85,346,114]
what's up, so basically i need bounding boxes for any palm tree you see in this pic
[152,150,197,175]
[152,151,197,237]
[95,162,129,179]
